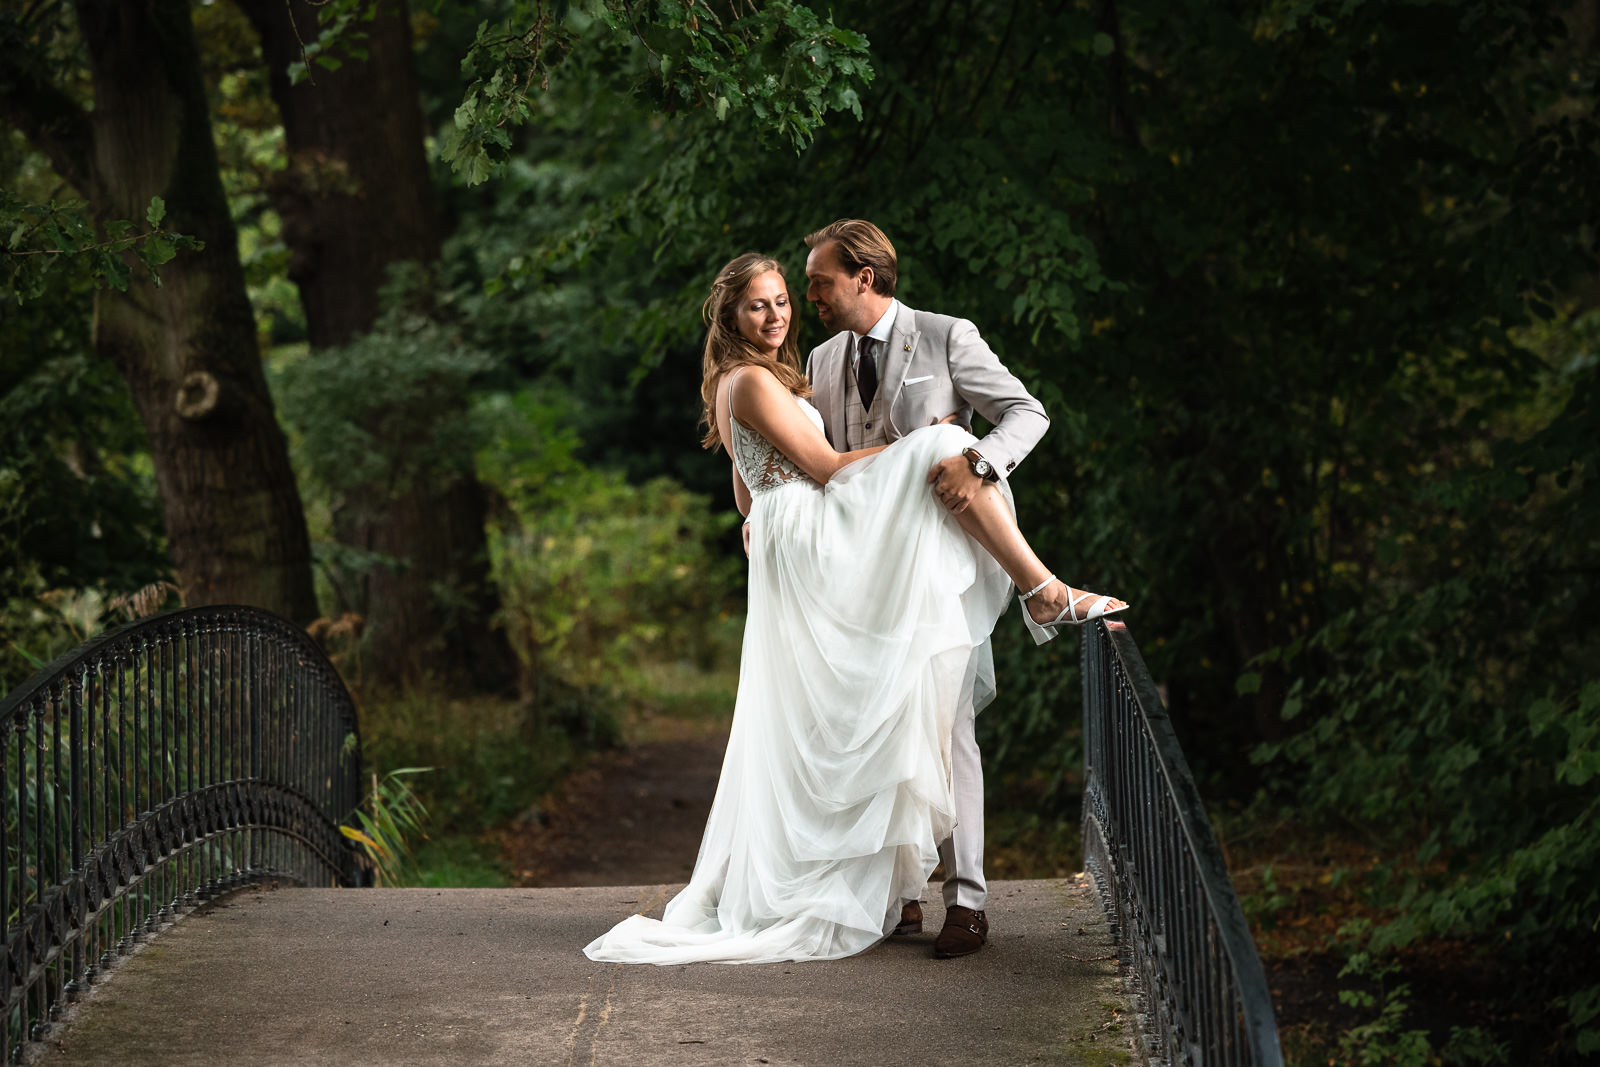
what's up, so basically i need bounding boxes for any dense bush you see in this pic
[0,282,169,692]
[477,388,744,692]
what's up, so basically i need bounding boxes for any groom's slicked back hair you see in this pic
[806,219,898,297]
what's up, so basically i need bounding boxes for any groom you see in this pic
[800,218,1049,958]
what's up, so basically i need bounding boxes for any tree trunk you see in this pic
[236,0,514,689]
[73,0,318,621]
[236,0,439,346]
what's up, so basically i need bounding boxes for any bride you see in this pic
[583,253,1125,965]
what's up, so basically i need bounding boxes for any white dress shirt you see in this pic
[851,300,900,374]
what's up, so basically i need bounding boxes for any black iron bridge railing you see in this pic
[0,605,367,1062]
[1081,619,1283,1067]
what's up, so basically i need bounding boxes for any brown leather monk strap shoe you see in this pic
[894,900,923,935]
[933,906,988,958]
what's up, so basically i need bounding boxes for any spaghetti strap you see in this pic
[725,367,742,425]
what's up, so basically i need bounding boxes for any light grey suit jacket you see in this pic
[804,303,1049,480]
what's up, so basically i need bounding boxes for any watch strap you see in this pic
[962,447,999,482]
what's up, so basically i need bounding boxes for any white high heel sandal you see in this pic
[1018,575,1129,645]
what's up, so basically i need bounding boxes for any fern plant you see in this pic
[341,735,431,887]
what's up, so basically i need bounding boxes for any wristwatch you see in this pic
[962,447,997,482]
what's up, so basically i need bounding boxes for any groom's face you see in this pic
[805,241,869,335]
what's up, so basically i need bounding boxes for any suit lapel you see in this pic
[882,303,921,438]
[809,332,851,447]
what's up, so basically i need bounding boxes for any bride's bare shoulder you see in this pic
[725,363,784,391]
[725,364,790,409]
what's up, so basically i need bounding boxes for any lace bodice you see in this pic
[729,388,824,495]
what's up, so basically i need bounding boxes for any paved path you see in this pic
[36,879,1137,1066]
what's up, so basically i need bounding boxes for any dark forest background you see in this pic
[3,0,1596,1061]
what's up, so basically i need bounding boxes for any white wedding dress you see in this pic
[582,391,1014,964]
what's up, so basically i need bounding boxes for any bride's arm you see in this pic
[714,372,756,517]
[732,463,754,557]
[730,367,884,484]
[731,463,752,518]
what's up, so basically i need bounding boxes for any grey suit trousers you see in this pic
[941,653,986,910]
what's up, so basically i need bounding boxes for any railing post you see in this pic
[65,674,83,1006]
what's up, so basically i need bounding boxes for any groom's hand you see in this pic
[928,457,983,514]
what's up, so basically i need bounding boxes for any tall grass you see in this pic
[354,679,620,886]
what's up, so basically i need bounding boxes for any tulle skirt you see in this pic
[582,424,1014,964]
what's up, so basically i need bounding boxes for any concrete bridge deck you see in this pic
[35,879,1137,1066]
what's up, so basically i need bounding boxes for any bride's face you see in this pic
[735,271,791,355]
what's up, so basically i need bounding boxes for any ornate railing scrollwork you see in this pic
[0,606,366,1062]
[1081,618,1283,1066]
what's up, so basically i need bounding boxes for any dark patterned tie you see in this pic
[857,335,878,411]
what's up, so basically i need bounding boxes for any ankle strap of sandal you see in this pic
[1018,574,1056,602]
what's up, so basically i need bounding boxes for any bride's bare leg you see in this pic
[950,484,1127,624]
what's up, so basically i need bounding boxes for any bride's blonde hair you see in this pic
[699,252,810,451]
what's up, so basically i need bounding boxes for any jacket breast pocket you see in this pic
[892,378,960,435]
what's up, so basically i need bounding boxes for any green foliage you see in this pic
[480,388,743,689]
[355,682,603,840]
[438,0,873,184]
[271,268,499,619]
[1569,985,1600,1056]
[274,270,497,511]
[406,835,511,888]
[289,0,871,185]
[0,272,168,691]
[1,192,203,304]
[341,757,432,887]
[192,5,305,346]
[1242,305,1598,947]
[0,7,211,307]
[1334,952,1510,1067]
[283,0,372,84]
[1241,279,1597,1053]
